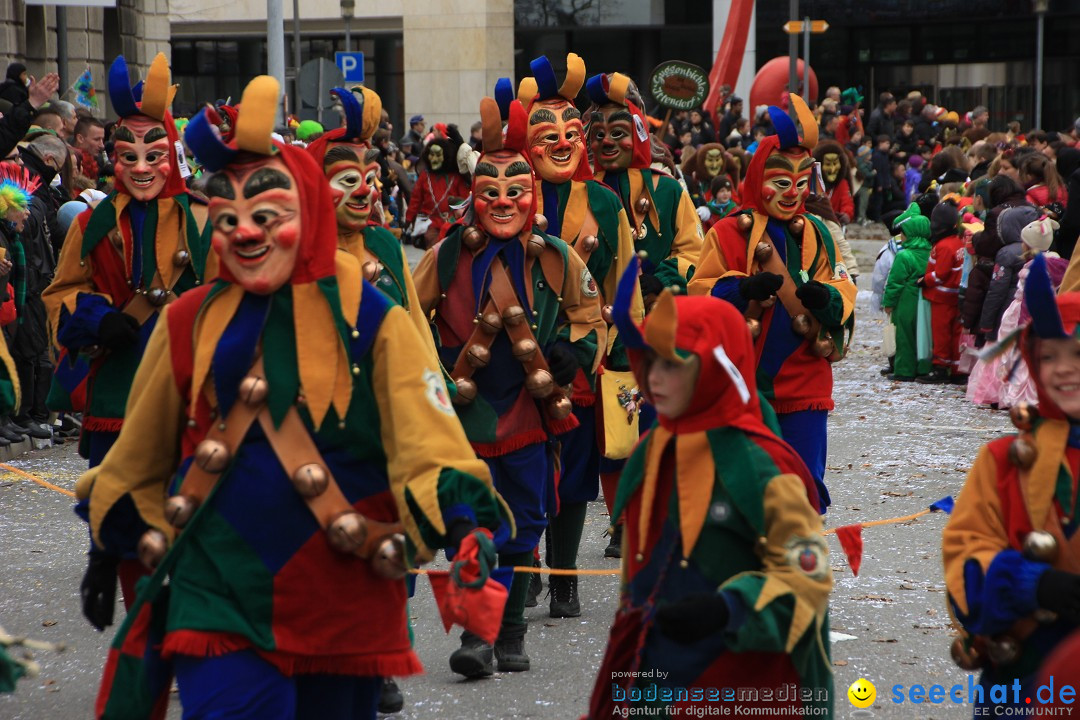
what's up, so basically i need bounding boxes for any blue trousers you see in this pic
[557,404,600,504]
[776,409,830,512]
[174,651,380,720]
[483,442,550,554]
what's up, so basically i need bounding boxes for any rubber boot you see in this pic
[377,677,404,713]
[604,523,623,559]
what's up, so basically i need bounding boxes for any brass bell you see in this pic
[462,226,486,250]
[635,197,650,215]
[1009,403,1038,432]
[601,305,614,324]
[525,369,555,398]
[1008,437,1037,469]
[173,249,191,267]
[760,296,777,309]
[164,494,199,529]
[812,337,835,358]
[85,344,105,359]
[512,338,538,362]
[949,637,982,671]
[137,528,169,570]
[1022,530,1058,563]
[327,511,369,555]
[579,235,599,254]
[361,261,380,282]
[1035,609,1059,624]
[292,463,329,498]
[194,439,230,473]
[502,305,526,326]
[146,287,169,306]
[746,318,761,339]
[466,344,491,368]
[526,234,546,258]
[789,216,805,235]
[371,533,408,580]
[547,395,573,420]
[754,242,773,263]
[534,214,548,232]
[736,214,754,233]
[987,636,1020,666]
[790,314,812,338]
[479,311,502,334]
[452,377,477,405]
[238,375,269,406]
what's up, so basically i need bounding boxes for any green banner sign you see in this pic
[649,61,710,111]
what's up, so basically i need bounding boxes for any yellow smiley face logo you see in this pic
[848,678,876,708]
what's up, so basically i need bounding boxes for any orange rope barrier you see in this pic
[0,462,76,498]
[822,508,932,536]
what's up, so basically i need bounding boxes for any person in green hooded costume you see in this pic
[882,203,932,380]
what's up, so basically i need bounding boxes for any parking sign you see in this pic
[335,52,365,83]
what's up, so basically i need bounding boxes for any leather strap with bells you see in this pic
[164,359,406,578]
[748,217,825,345]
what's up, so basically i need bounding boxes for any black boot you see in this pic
[548,574,580,618]
[449,630,494,678]
[916,367,949,384]
[604,524,622,559]
[524,557,542,608]
[494,623,530,672]
[879,356,895,376]
[377,677,404,714]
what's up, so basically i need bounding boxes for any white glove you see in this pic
[696,205,711,222]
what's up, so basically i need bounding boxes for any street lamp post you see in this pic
[1034,0,1048,130]
[342,0,354,54]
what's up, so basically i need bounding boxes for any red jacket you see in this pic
[405,170,470,229]
[923,234,964,303]
[827,178,854,222]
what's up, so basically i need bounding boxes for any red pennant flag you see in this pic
[834,524,864,577]
[427,530,508,645]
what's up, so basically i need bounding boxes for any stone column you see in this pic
[401,0,513,133]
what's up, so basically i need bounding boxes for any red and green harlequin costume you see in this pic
[80,84,506,718]
[43,54,214,465]
[585,269,831,718]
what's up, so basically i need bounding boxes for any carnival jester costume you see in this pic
[43,53,214,466]
[514,53,643,611]
[78,76,507,720]
[306,85,439,363]
[585,72,702,295]
[413,94,606,675]
[584,260,830,718]
[944,255,1080,714]
[688,95,857,512]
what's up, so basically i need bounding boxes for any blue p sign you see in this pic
[335,52,365,83]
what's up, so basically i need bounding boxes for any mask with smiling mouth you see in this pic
[516,53,592,184]
[107,52,187,200]
[474,151,534,239]
[583,72,653,173]
[739,93,820,221]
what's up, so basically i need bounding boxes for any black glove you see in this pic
[98,311,140,350]
[1037,569,1080,624]
[795,280,832,310]
[546,343,578,387]
[654,592,730,644]
[639,273,664,299]
[738,272,784,302]
[80,552,119,631]
[446,517,477,553]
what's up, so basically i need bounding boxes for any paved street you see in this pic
[0,239,1010,719]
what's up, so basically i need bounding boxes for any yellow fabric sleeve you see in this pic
[42,218,113,350]
[723,472,832,654]
[371,306,505,564]
[559,246,608,368]
[410,247,441,317]
[397,243,441,365]
[670,182,704,277]
[78,312,184,549]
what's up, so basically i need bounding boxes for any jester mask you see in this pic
[517,54,591,184]
[740,94,819,222]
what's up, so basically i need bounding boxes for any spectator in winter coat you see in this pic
[963,177,1031,342]
[1056,148,1080,259]
[867,92,897,142]
[869,134,893,221]
[978,204,1041,341]
[917,202,965,383]
[905,155,924,205]
[0,63,29,107]
[1020,152,1068,211]
[0,73,59,161]
[894,119,919,160]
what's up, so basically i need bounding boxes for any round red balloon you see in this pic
[749,57,818,115]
